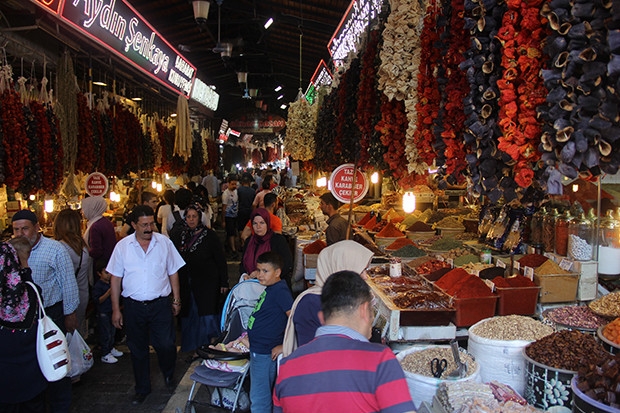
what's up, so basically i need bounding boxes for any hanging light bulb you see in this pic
[156,183,163,192]
[402,191,416,213]
[316,177,327,187]
[151,181,157,189]
[44,198,54,213]
[370,172,379,184]
[29,194,36,201]
[572,184,579,192]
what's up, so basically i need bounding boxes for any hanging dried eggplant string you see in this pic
[57,50,78,175]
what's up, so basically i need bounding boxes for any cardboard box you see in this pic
[534,273,579,303]
[496,286,540,315]
[303,253,318,269]
[574,261,598,301]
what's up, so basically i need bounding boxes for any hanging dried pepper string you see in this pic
[497,0,547,187]
[1,88,29,189]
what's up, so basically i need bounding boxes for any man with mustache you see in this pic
[107,205,185,405]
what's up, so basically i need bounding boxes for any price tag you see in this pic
[514,261,520,271]
[496,259,506,269]
[559,258,573,271]
[437,255,445,262]
[483,279,496,292]
[446,258,454,268]
[524,266,534,281]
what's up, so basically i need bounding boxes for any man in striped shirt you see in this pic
[273,270,416,413]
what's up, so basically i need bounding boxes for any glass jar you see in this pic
[554,211,571,256]
[530,207,546,246]
[503,218,522,253]
[478,208,495,240]
[568,213,594,261]
[542,208,559,253]
[598,209,620,276]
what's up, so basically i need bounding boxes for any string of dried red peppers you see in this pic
[496,0,548,187]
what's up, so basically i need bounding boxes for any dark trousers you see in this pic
[124,297,177,395]
[45,302,72,413]
[0,391,45,413]
[97,311,115,356]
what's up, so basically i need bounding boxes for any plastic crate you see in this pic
[453,295,498,327]
[496,286,540,315]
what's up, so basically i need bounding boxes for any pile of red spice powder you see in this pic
[363,216,378,230]
[518,254,548,268]
[436,268,493,298]
[357,212,372,226]
[376,222,404,237]
[386,237,415,250]
[302,239,327,254]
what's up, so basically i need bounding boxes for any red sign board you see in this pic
[85,172,109,197]
[32,0,196,97]
[31,0,62,14]
[329,164,369,204]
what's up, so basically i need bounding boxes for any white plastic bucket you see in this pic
[396,345,481,408]
[468,318,533,395]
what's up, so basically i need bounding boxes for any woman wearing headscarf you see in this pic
[0,241,47,412]
[54,209,92,338]
[176,204,229,353]
[239,208,293,287]
[282,240,374,357]
[81,196,116,265]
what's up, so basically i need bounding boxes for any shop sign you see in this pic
[328,0,385,66]
[190,78,219,111]
[49,0,196,97]
[31,0,62,14]
[85,172,109,197]
[230,115,286,134]
[329,163,369,204]
[310,60,332,88]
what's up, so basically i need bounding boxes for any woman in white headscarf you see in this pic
[282,240,373,357]
[81,196,116,266]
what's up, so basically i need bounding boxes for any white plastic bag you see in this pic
[67,330,93,377]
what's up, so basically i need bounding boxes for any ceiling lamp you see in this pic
[237,72,248,84]
[274,85,282,92]
[249,88,258,98]
[264,17,274,29]
[192,0,211,25]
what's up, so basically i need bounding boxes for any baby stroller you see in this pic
[181,279,265,413]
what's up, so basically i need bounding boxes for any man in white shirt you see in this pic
[107,205,185,405]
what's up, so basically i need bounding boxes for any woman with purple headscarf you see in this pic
[239,208,293,287]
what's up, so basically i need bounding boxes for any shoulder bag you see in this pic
[26,281,71,382]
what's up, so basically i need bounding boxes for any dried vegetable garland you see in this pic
[19,102,41,195]
[314,90,339,172]
[462,0,511,201]
[377,0,427,174]
[284,96,318,161]
[45,103,64,191]
[496,0,547,188]
[356,30,381,167]
[414,2,442,167]
[188,129,204,177]
[335,57,361,163]
[375,97,408,181]
[436,0,469,184]
[31,101,53,191]
[0,87,29,189]
[538,0,617,191]
[205,138,219,171]
[57,51,78,174]
[75,92,95,174]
